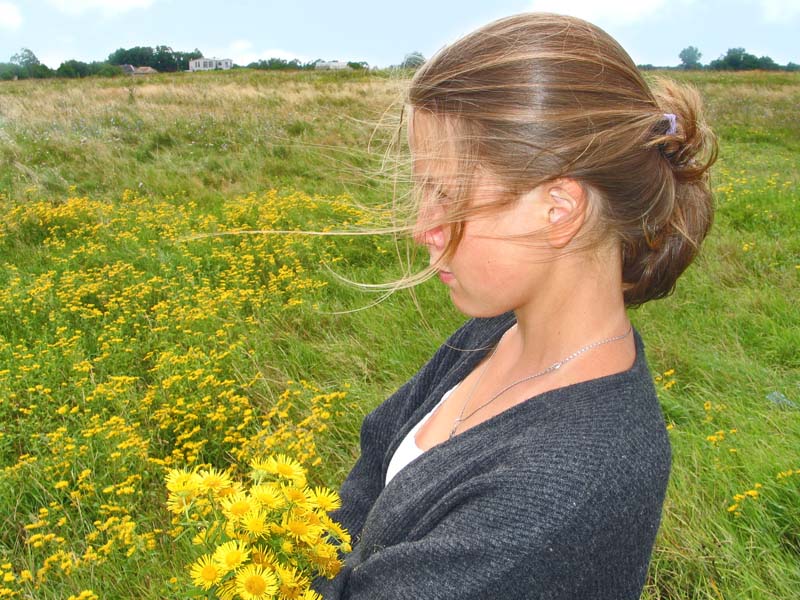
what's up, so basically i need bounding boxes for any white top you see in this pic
[385,385,457,486]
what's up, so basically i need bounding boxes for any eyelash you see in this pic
[419,182,452,205]
[433,187,451,203]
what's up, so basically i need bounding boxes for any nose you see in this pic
[413,222,446,249]
[413,203,447,250]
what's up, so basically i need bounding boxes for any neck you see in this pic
[510,253,631,370]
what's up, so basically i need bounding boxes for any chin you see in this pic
[449,292,511,319]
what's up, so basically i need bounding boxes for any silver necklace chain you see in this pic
[449,325,633,439]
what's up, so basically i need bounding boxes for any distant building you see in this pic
[189,57,233,71]
[133,66,159,75]
[315,60,351,70]
[120,64,136,75]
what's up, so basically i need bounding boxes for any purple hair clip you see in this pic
[663,113,678,135]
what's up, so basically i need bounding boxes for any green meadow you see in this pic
[0,68,798,598]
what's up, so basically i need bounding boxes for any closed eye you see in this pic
[433,185,452,204]
[418,180,455,208]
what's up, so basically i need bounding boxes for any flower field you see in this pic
[1,69,799,598]
[0,185,376,598]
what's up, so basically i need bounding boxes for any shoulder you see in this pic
[457,331,671,526]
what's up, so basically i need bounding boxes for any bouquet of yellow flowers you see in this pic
[166,454,351,600]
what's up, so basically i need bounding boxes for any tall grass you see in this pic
[0,68,798,598]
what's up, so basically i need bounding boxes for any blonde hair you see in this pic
[404,12,717,306]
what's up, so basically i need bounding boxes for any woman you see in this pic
[317,12,716,599]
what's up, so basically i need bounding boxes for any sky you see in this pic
[0,0,798,70]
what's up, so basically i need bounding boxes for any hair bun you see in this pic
[622,78,718,306]
[648,78,718,184]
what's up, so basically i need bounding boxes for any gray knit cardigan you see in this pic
[316,313,670,599]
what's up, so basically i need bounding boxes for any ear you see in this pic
[541,178,587,248]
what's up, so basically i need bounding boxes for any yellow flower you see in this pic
[268,454,307,485]
[166,493,195,514]
[221,492,257,521]
[192,522,220,545]
[250,544,278,569]
[217,480,244,498]
[283,513,323,544]
[308,541,343,577]
[321,514,350,544]
[165,468,201,494]
[66,592,99,600]
[198,467,234,496]
[309,487,341,512]
[275,563,308,598]
[282,485,311,507]
[301,509,322,527]
[235,564,278,600]
[250,457,273,476]
[217,579,239,600]
[213,540,250,573]
[190,554,222,590]
[251,483,285,510]
[241,508,269,537]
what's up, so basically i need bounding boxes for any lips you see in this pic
[429,257,454,283]
[438,269,455,283]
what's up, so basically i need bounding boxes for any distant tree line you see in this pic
[638,45,799,71]
[399,52,425,69]
[107,46,203,72]
[0,46,372,80]
[6,43,795,81]
[0,46,195,80]
[247,58,314,70]
[0,45,216,80]
[705,47,798,71]
[0,48,62,80]
[245,58,369,71]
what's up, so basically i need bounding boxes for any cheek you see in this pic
[457,238,529,282]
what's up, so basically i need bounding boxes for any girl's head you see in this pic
[406,13,717,307]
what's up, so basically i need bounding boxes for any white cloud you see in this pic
[758,0,800,22]
[230,40,254,53]
[38,49,94,69]
[531,0,800,27]
[528,0,675,26]
[0,1,22,30]
[46,0,156,16]
[204,40,309,66]
[37,50,69,69]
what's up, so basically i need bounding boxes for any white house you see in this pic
[315,60,351,70]
[189,57,233,71]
